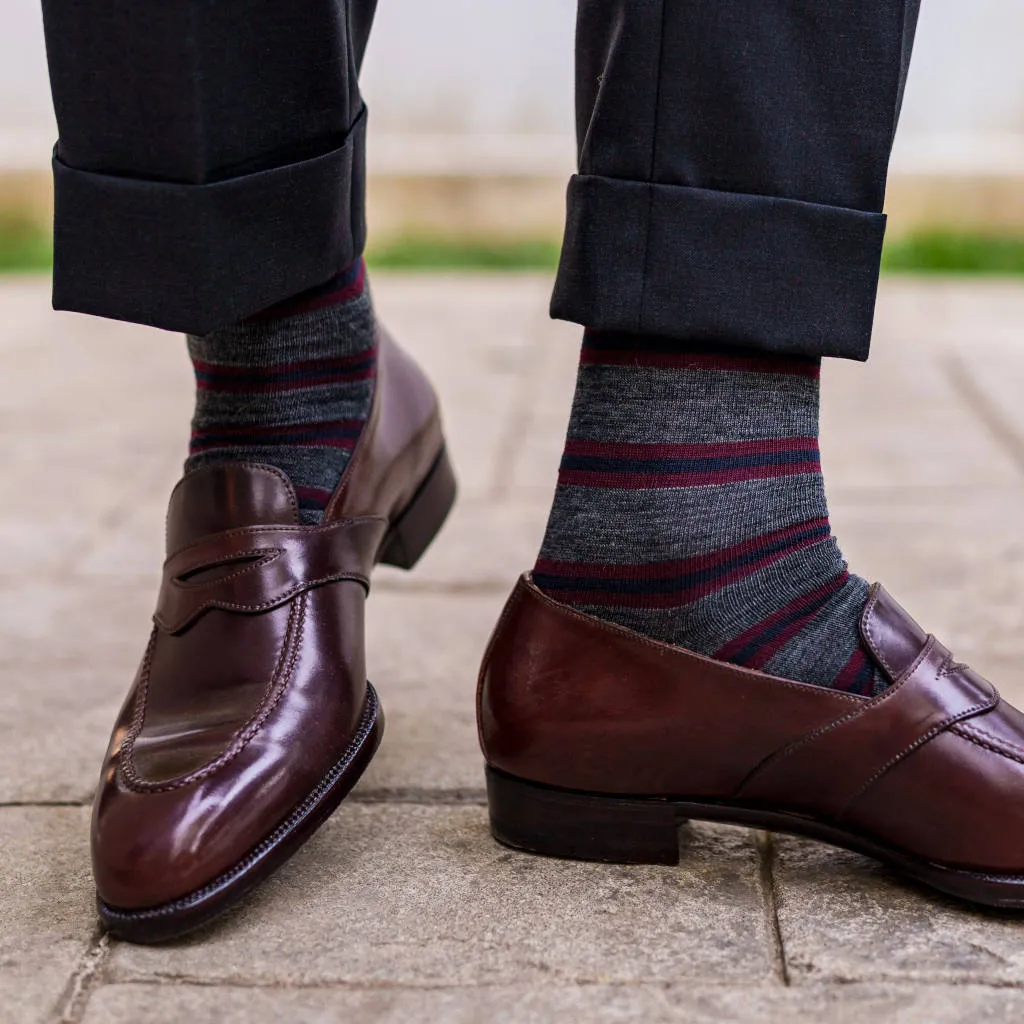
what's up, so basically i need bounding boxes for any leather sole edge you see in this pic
[486,765,1024,910]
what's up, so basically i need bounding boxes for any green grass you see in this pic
[2,220,1024,276]
[365,237,561,271]
[0,215,52,272]
[882,231,1024,274]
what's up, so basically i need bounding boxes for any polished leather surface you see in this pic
[479,575,1024,873]
[93,329,444,909]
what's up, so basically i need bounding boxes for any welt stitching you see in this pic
[121,596,305,793]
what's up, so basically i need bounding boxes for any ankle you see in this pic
[185,261,377,523]
[534,333,885,696]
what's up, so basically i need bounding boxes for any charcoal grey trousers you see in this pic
[42,0,920,359]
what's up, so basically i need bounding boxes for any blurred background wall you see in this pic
[1,0,1023,243]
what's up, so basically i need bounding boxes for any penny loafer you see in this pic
[479,575,1024,908]
[92,328,456,942]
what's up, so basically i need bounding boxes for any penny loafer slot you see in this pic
[486,766,686,866]
[378,446,457,571]
[156,517,388,632]
[175,552,274,585]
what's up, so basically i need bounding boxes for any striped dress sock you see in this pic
[185,259,375,524]
[534,331,887,697]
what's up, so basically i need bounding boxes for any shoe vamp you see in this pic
[131,602,294,784]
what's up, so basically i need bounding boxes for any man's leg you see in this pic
[43,2,457,941]
[535,1,920,696]
[553,0,919,358]
[481,3,1024,906]
[43,0,381,521]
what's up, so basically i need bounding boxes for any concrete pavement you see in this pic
[3,275,1024,1023]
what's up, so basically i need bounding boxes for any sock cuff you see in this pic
[187,288,376,371]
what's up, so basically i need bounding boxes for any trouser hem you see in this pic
[51,109,368,335]
[550,174,887,361]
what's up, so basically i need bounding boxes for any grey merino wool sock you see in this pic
[533,331,888,697]
[185,259,376,524]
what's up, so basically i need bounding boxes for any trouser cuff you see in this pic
[51,109,368,335]
[551,174,887,361]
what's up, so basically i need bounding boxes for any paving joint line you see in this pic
[941,353,1024,476]
[103,973,756,992]
[48,927,111,1024]
[0,799,89,808]
[754,830,790,986]
[350,787,487,806]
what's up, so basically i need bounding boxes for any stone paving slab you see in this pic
[2,277,1024,1021]
[820,342,1021,491]
[372,275,554,502]
[0,807,95,1024]
[0,578,153,670]
[360,591,508,793]
[80,981,1024,1024]
[828,487,1024,699]
[0,666,124,803]
[110,809,771,986]
[0,578,154,802]
[374,497,547,592]
[774,835,1024,985]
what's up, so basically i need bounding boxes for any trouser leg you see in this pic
[552,0,921,360]
[42,0,378,334]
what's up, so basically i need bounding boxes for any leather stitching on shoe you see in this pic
[119,594,306,793]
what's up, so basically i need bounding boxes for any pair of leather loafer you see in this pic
[92,331,1024,943]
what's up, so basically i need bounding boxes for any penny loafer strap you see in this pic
[155,516,389,634]
[736,635,999,818]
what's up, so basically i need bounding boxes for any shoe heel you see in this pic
[486,766,682,865]
[378,447,457,570]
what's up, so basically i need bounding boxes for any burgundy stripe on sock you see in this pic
[294,484,334,512]
[190,418,365,454]
[193,346,377,393]
[833,647,878,697]
[248,259,367,323]
[558,437,821,488]
[713,574,849,669]
[532,518,832,608]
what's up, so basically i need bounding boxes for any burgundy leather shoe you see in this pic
[92,329,455,942]
[480,575,1024,908]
